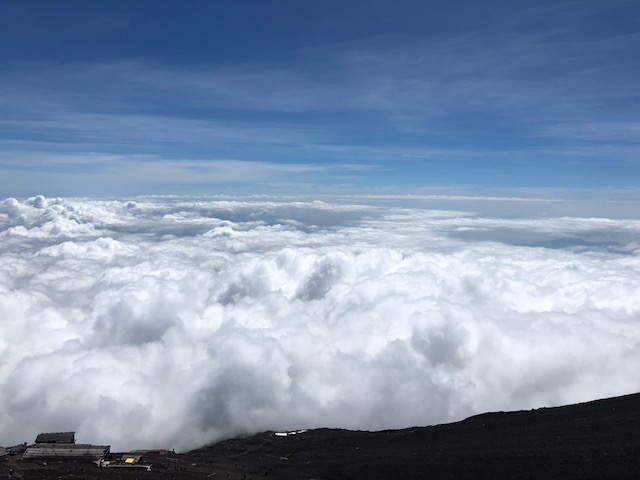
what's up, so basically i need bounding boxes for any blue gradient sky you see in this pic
[1,0,639,198]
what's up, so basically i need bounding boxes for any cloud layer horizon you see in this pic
[1,196,639,451]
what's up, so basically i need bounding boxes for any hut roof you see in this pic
[35,432,75,444]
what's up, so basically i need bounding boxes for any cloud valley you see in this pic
[1,195,639,451]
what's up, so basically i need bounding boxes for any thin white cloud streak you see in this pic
[1,196,639,451]
[351,194,562,203]
[537,121,640,143]
[0,111,323,149]
[0,152,378,197]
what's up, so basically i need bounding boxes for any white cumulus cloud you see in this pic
[1,195,639,451]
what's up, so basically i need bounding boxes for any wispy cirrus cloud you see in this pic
[0,150,384,197]
[1,1,639,195]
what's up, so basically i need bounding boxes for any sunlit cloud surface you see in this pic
[1,196,639,450]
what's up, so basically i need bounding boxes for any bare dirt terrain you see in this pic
[3,392,639,479]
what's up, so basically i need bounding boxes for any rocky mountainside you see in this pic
[3,392,640,479]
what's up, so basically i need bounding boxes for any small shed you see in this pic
[35,432,75,444]
[7,443,28,455]
[120,454,142,464]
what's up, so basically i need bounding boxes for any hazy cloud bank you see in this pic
[1,196,639,450]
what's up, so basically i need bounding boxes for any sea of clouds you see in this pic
[1,195,639,451]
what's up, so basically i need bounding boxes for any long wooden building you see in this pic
[22,443,110,461]
[22,432,109,462]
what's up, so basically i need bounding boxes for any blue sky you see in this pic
[1,0,639,198]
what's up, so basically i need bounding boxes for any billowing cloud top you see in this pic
[1,196,639,451]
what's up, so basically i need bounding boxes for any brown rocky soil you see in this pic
[3,392,639,479]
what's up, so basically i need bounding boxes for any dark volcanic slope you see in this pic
[204,392,640,480]
[3,392,640,479]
